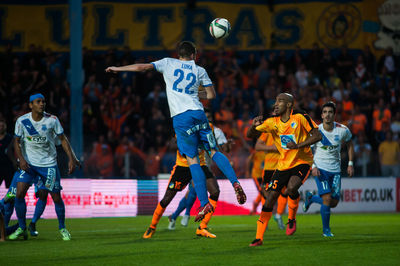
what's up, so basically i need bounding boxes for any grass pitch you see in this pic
[1,213,399,266]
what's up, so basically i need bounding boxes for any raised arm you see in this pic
[105,63,154,73]
[247,116,264,139]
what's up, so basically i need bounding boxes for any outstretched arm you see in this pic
[105,64,154,73]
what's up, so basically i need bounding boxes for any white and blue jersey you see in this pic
[152,58,215,158]
[15,112,64,167]
[151,58,212,117]
[313,122,352,198]
[313,122,352,173]
[14,112,64,192]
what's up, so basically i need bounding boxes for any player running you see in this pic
[302,101,354,237]
[9,93,80,240]
[247,93,322,246]
[106,41,246,222]
[254,133,287,230]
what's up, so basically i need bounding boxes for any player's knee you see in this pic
[38,192,48,202]
[330,199,339,208]
[51,192,62,203]
[286,187,299,199]
[209,189,220,201]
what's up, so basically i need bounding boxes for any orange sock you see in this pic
[287,197,300,220]
[256,211,272,240]
[150,203,166,228]
[200,198,217,229]
[277,196,288,215]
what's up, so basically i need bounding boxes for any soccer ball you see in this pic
[209,18,231,39]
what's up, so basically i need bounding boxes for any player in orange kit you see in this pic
[247,93,322,246]
[255,133,287,230]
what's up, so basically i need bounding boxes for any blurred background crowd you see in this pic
[1,42,399,179]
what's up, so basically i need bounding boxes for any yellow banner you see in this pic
[0,1,396,52]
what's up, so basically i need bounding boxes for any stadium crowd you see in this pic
[0,43,399,179]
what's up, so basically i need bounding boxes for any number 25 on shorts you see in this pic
[268,180,278,190]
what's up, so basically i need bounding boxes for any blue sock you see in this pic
[32,199,47,224]
[6,224,19,236]
[185,185,197,216]
[189,164,209,206]
[171,196,187,220]
[321,204,331,232]
[212,151,238,185]
[4,201,14,227]
[15,198,27,230]
[311,195,323,205]
[55,201,66,230]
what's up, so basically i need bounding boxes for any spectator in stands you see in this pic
[354,133,372,177]
[97,144,114,178]
[336,45,354,82]
[390,111,400,139]
[348,105,368,136]
[295,63,308,89]
[373,99,391,141]
[379,131,400,177]
[378,47,398,82]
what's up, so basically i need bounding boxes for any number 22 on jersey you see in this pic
[172,69,196,94]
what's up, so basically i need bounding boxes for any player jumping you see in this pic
[106,41,246,222]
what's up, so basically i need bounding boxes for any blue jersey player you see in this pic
[106,41,246,238]
[9,93,80,240]
[303,101,354,237]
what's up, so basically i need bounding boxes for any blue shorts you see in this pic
[17,165,62,192]
[173,110,217,159]
[314,168,341,200]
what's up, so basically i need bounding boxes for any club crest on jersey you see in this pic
[42,124,47,131]
[291,122,297,128]
[334,135,339,141]
[169,182,175,189]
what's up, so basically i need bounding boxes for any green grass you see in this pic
[1,214,399,266]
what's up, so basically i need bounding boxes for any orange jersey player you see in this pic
[255,133,287,230]
[246,150,265,215]
[143,123,220,239]
[247,93,322,246]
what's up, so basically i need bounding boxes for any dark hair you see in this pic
[322,101,336,113]
[177,41,196,58]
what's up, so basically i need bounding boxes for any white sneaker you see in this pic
[168,216,176,230]
[181,215,190,227]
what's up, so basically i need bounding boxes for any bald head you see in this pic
[278,93,294,104]
[274,93,294,116]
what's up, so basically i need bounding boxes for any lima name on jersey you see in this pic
[151,58,212,117]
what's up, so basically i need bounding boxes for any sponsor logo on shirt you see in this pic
[280,134,296,149]
[26,136,47,143]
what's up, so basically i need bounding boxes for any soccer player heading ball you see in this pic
[106,41,246,229]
